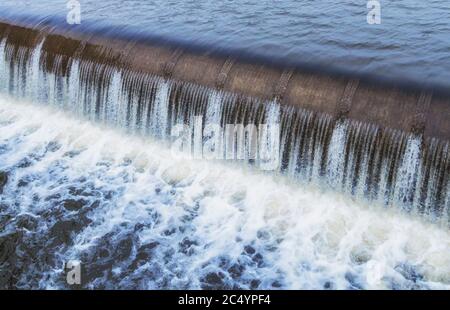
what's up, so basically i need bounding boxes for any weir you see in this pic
[0,16,449,223]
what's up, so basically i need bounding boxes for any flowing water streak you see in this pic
[28,38,44,100]
[151,79,170,138]
[106,68,122,126]
[67,58,80,114]
[395,137,423,212]
[203,90,224,158]
[260,100,281,171]
[206,90,223,125]
[326,120,348,189]
[0,30,448,223]
[0,37,7,92]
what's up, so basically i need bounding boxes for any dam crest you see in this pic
[0,17,448,225]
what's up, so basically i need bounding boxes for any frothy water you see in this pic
[1,96,450,289]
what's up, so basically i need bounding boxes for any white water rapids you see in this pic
[1,95,449,289]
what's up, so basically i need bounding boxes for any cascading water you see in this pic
[0,32,449,222]
[326,120,348,189]
[0,21,449,289]
[0,25,448,221]
[2,97,450,290]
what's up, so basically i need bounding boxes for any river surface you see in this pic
[1,0,450,87]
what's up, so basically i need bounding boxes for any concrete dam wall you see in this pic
[0,16,449,223]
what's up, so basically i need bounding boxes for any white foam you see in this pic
[1,95,449,289]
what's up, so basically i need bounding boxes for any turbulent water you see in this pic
[2,0,450,87]
[1,96,450,290]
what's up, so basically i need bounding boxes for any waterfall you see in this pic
[326,120,348,189]
[260,100,281,171]
[0,29,448,225]
[395,137,422,212]
[105,69,122,126]
[28,38,44,99]
[206,90,223,125]
[151,80,170,138]
[0,37,7,92]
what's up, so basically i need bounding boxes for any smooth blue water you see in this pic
[1,0,450,87]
